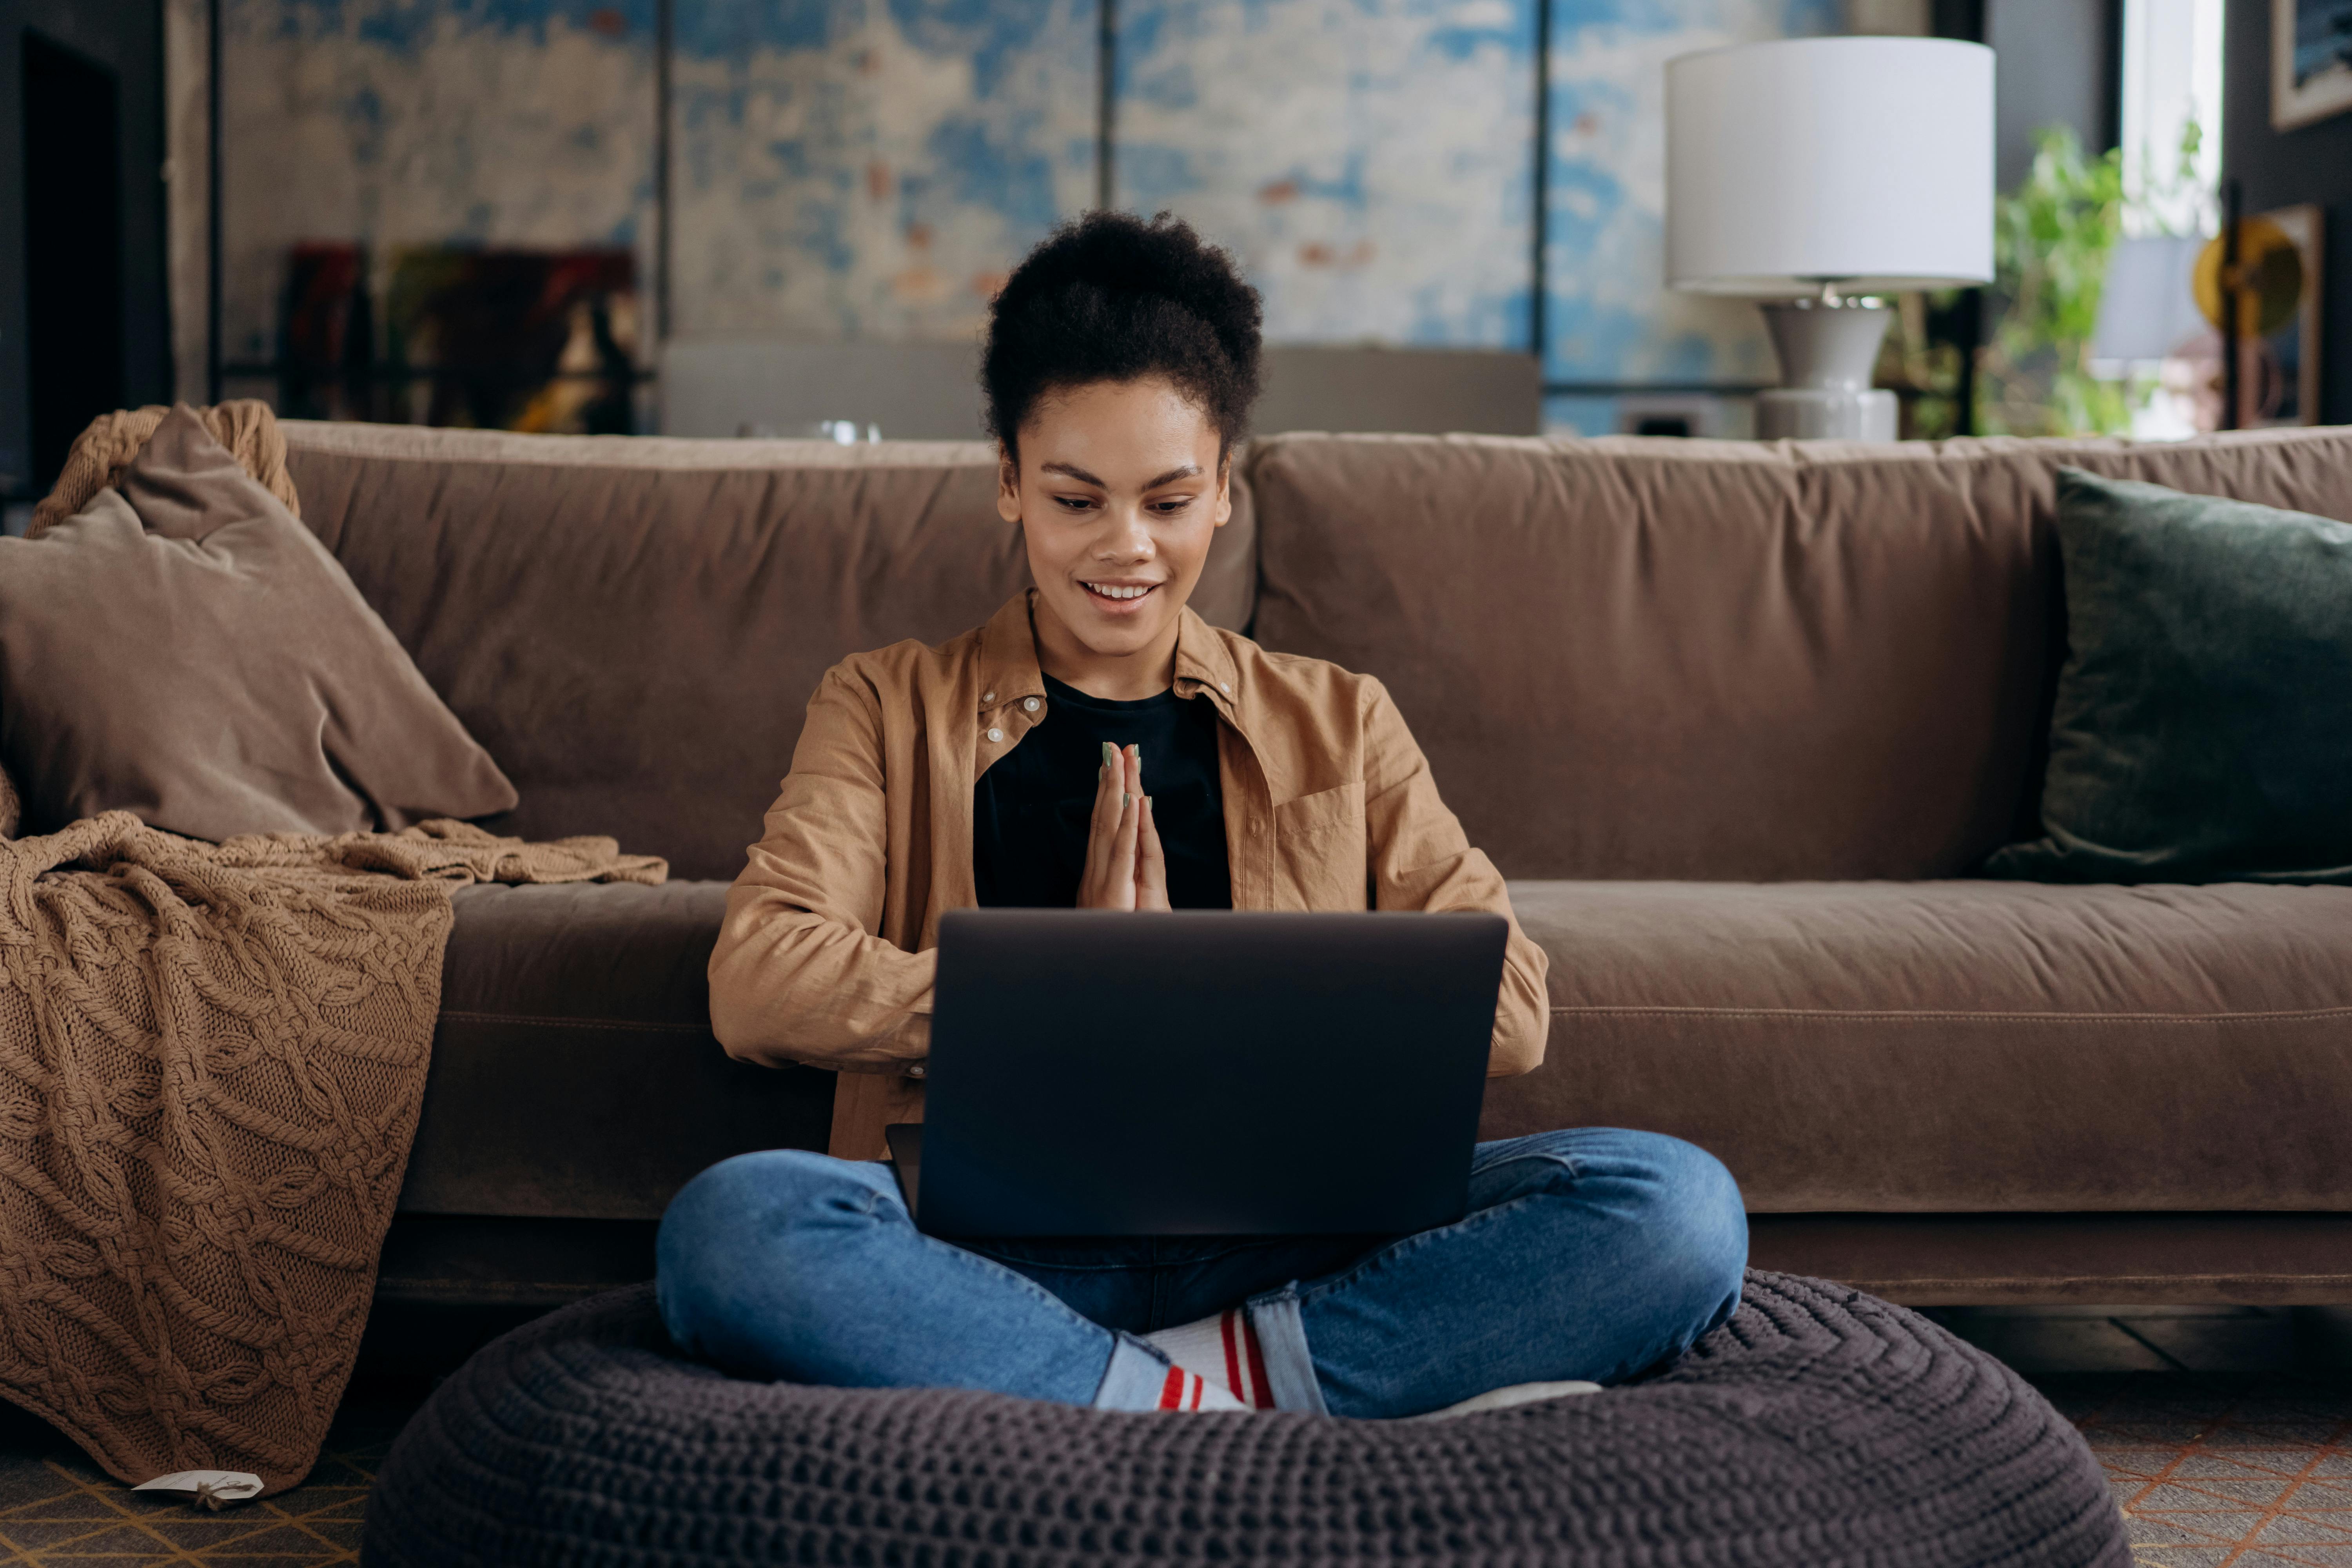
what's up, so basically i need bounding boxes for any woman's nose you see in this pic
[1095,508,1154,559]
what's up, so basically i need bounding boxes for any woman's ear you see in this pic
[1212,452,1233,528]
[996,446,1023,526]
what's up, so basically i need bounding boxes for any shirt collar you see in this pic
[973,590,1240,713]
[1171,605,1240,708]
[975,593,1045,710]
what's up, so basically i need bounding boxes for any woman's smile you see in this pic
[1081,579,1161,612]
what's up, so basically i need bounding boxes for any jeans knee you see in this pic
[656,1150,882,1347]
[662,1148,864,1244]
[1504,1129,1746,1320]
[1628,1132,1749,1325]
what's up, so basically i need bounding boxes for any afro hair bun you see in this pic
[983,210,1263,456]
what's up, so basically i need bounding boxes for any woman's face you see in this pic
[998,376,1230,665]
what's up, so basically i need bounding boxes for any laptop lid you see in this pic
[915,909,1507,1238]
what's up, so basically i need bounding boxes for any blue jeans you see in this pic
[655,1127,1746,1418]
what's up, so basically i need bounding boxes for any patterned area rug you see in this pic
[2045,1372,2352,1566]
[0,1396,396,1566]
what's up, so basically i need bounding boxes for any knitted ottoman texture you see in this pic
[361,1270,2127,1566]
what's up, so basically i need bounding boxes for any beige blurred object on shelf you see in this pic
[1842,0,1933,34]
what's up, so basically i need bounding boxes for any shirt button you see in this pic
[1220,681,1231,694]
[907,1064,926,1079]
[1024,696,1040,712]
[985,727,1004,743]
[982,691,995,703]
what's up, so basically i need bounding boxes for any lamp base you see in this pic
[1755,386,1898,441]
[1754,297,1899,443]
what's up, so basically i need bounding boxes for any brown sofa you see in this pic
[274,417,2352,1312]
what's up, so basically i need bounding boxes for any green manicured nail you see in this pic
[1102,741,1118,768]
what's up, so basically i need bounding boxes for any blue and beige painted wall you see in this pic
[203,0,1916,432]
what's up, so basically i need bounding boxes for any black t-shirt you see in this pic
[973,673,1232,909]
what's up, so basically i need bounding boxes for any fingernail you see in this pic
[1144,795,1153,807]
[1102,741,1117,768]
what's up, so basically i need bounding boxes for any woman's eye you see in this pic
[1055,495,1097,512]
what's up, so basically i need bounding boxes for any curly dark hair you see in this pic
[982,210,1263,458]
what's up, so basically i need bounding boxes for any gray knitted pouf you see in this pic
[362,1270,2126,1566]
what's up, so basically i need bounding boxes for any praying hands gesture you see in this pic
[1078,742,1170,911]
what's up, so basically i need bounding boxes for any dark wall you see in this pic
[0,0,170,501]
[2228,0,2352,426]
[1985,0,2123,185]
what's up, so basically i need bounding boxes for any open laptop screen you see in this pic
[914,910,1506,1238]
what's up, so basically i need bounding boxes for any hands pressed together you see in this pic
[1077,741,1170,911]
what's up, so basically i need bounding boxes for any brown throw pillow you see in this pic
[0,405,517,839]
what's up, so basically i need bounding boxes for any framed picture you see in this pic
[2253,204,2325,427]
[2275,0,2352,131]
[2176,203,2327,430]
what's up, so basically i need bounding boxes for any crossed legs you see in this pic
[655,1127,1748,1418]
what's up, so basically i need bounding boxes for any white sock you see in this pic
[1406,1380,1602,1420]
[1145,1307,1277,1410]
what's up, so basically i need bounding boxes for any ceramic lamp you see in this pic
[1666,36,1995,441]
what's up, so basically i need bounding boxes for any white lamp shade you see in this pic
[1666,36,1995,294]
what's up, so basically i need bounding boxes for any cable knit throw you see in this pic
[0,812,664,1494]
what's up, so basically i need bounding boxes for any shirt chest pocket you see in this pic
[1272,781,1367,910]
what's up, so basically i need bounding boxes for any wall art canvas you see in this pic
[2248,203,2323,427]
[2166,204,2325,431]
[2274,0,2352,130]
[385,247,640,432]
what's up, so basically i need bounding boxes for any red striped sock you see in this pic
[1152,1363,1243,1410]
[1147,1307,1277,1410]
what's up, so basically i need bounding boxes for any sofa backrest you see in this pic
[1245,426,2352,880]
[283,422,1258,881]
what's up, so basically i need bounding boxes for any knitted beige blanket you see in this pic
[28,400,299,537]
[0,812,664,1494]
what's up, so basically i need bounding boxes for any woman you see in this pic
[657,212,1746,1417]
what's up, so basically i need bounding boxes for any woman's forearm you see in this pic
[708,890,936,1070]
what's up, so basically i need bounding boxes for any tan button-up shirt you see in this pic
[709,592,1550,1160]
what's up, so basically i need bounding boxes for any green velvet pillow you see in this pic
[1985,466,2352,884]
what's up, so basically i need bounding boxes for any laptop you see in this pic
[885,909,1508,1238]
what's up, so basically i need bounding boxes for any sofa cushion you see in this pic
[0,407,516,839]
[1482,879,2352,1212]
[399,880,831,1220]
[1247,425,2352,880]
[1987,468,2352,884]
[283,424,1259,881]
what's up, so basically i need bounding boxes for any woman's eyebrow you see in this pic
[1039,461,1201,489]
